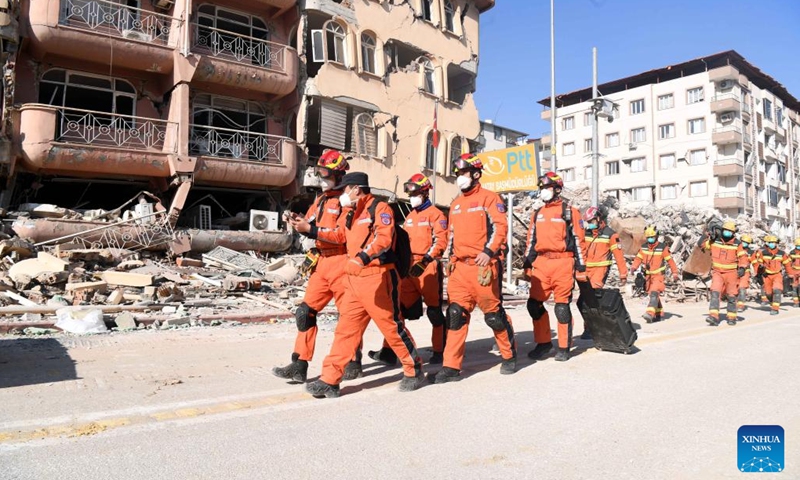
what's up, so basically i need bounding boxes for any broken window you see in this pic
[325,21,346,64]
[421,0,433,21]
[425,131,436,170]
[444,0,455,32]
[40,69,136,116]
[196,5,270,67]
[307,99,380,157]
[360,32,376,74]
[421,59,436,94]
[355,113,378,157]
[449,136,462,176]
[446,64,474,105]
[190,93,274,162]
[385,40,425,73]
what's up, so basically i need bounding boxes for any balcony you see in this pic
[743,133,752,150]
[541,132,552,147]
[712,125,742,145]
[714,191,745,209]
[190,25,298,95]
[15,104,176,178]
[742,102,751,120]
[189,125,297,188]
[710,93,740,114]
[27,0,181,73]
[764,147,778,162]
[713,154,744,177]
[745,164,754,181]
[709,65,740,82]
[541,109,551,121]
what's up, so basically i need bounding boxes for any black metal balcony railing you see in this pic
[59,0,179,45]
[189,125,287,164]
[192,24,286,73]
[56,106,177,152]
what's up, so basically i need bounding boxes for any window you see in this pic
[606,132,620,148]
[659,153,676,170]
[767,186,778,207]
[421,0,433,22]
[763,99,773,120]
[325,22,347,64]
[776,107,784,126]
[584,112,592,126]
[360,33,376,74]
[493,126,503,141]
[584,138,593,152]
[422,59,436,94]
[630,127,646,144]
[630,157,647,173]
[606,161,620,175]
[632,187,651,202]
[605,189,620,200]
[585,166,593,180]
[689,149,706,165]
[562,116,574,131]
[658,94,674,110]
[560,168,575,182]
[660,184,678,200]
[659,123,675,139]
[687,87,704,104]
[688,118,705,134]
[444,0,455,32]
[449,136,462,176]
[40,69,136,116]
[197,6,270,67]
[562,142,575,156]
[689,181,707,197]
[630,99,645,115]
[191,93,269,161]
[355,113,378,157]
[425,130,436,170]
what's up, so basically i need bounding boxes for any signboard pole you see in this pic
[506,193,513,286]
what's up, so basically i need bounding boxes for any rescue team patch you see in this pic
[439,220,448,229]
[327,208,339,214]
[380,213,391,225]
[497,203,506,213]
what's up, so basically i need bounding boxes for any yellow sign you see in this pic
[476,143,540,193]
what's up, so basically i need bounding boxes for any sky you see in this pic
[475,0,800,138]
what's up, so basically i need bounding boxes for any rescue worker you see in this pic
[368,173,448,365]
[523,172,587,362]
[272,150,357,383]
[629,225,679,323]
[698,221,749,326]
[290,172,424,397]
[737,234,757,312]
[788,238,800,307]
[756,235,790,315]
[429,153,517,383]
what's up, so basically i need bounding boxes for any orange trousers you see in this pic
[586,266,610,289]
[294,254,347,361]
[737,270,751,309]
[320,267,421,385]
[398,260,445,353]
[443,260,516,371]
[529,257,574,348]
[709,270,738,320]
[762,273,783,312]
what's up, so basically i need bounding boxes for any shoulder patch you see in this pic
[439,219,448,229]
[496,203,506,213]
[380,213,391,225]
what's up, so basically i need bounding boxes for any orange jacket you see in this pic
[313,194,395,268]
[402,201,447,260]
[699,237,749,273]
[304,190,347,256]
[631,241,678,276]
[758,247,790,275]
[788,249,800,276]
[523,199,586,268]
[447,183,507,260]
[585,226,627,276]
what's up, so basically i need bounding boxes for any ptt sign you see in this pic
[477,144,540,193]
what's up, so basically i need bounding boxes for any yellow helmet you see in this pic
[722,221,737,232]
[644,225,657,237]
[794,238,800,247]
[764,234,778,243]
[741,234,753,244]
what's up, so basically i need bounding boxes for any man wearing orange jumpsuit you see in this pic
[523,172,587,362]
[757,235,790,315]
[368,173,448,365]
[630,225,679,323]
[272,150,352,383]
[736,234,756,312]
[291,172,423,398]
[429,153,517,383]
[698,221,749,326]
[787,238,800,308]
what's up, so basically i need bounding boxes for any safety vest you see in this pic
[702,238,746,272]
[636,242,669,275]
[585,227,618,268]
[759,248,789,275]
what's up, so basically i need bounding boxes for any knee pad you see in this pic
[446,303,469,331]
[426,306,445,327]
[554,303,572,324]
[295,302,318,332]
[526,298,546,320]
[484,308,507,332]
[401,298,424,320]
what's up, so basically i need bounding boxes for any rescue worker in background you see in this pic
[290,172,424,397]
[737,234,757,312]
[756,234,790,316]
[272,150,355,383]
[523,172,587,362]
[788,238,800,308]
[630,226,679,323]
[698,221,749,326]
[429,153,517,383]
[368,174,448,365]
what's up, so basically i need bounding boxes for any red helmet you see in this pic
[316,150,349,178]
[538,171,564,189]
[451,153,483,174]
[583,206,600,222]
[404,173,432,194]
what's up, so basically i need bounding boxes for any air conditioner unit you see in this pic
[720,112,734,123]
[250,210,279,232]
[719,80,734,90]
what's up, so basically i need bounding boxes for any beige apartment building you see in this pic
[540,51,800,237]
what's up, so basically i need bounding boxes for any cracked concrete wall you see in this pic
[298,0,485,203]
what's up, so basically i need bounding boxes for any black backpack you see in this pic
[364,201,413,279]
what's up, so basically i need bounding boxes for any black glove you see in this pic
[522,258,533,270]
[737,267,745,278]
[575,264,586,273]
[409,255,434,278]
[299,250,320,276]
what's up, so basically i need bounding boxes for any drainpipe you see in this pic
[182,0,192,57]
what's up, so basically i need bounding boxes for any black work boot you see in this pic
[398,371,425,392]
[579,330,592,340]
[500,357,516,375]
[726,318,737,326]
[271,353,308,383]
[554,348,570,362]
[305,379,340,399]
[527,342,554,360]
[642,313,654,324]
[428,367,462,384]
[706,316,720,327]
[342,360,363,381]
[770,309,779,316]
[368,347,398,366]
[428,351,444,365]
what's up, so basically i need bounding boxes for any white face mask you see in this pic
[410,196,424,208]
[339,191,353,208]
[539,188,554,202]
[456,175,472,191]
[320,178,336,192]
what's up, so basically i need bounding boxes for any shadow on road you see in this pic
[0,338,78,389]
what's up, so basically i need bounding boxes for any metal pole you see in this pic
[506,193,513,286]
[591,47,599,207]
[549,0,557,173]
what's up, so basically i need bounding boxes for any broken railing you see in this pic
[34,211,176,252]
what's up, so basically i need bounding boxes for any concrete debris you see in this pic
[114,312,137,331]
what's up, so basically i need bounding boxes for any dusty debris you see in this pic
[114,312,137,331]
[99,271,153,287]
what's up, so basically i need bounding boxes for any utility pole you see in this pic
[591,47,599,208]
[549,0,557,173]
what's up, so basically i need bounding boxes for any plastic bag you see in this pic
[55,307,108,335]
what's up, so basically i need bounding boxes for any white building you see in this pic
[540,51,800,235]
[476,119,528,153]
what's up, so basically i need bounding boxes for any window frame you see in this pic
[443,0,456,32]
[421,58,436,94]
[688,117,706,135]
[425,130,436,170]
[659,153,676,170]
[605,132,620,148]
[629,157,647,173]
[630,127,646,144]
[686,87,705,105]
[689,180,708,198]
[657,93,674,111]
[660,183,678,200]
[562,142,575,156]
[605,160,620,175]
[359,32,377,75]
[658,123,675,140]
[630,98,645,115]
[354,112,378,157]
[562,116,575,131]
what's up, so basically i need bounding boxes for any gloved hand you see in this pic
[522,258,533,270]
[737,267,746,278]
[409,255,433,278]
[344,257,364,276]
[575,264,587,282]
[478,266,493,286]
[445,260,456,277]
[298,250,320,277]
[523,268,533,281]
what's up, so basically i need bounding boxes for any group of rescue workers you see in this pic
[271,149,800,399]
